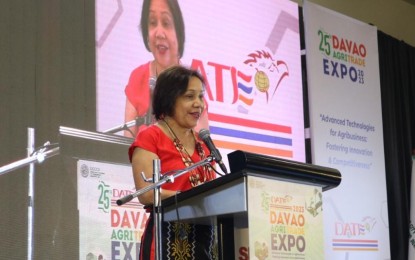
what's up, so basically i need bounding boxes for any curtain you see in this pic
[378,31,415,260]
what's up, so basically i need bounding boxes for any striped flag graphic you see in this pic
[209,112,293,158]
[332,239,378,251]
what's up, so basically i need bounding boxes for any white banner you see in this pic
[247,176,324,259]
[77,160,147,260]
[303,1,390,259]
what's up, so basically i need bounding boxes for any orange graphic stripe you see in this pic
[238,94,254,105]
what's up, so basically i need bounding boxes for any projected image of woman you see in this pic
[124,0,208,137]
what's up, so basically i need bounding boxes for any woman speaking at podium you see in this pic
[128,66,218,259]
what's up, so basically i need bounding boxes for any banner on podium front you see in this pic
[244,176,324,259]
[77,160,148,260]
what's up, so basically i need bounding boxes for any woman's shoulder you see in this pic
[125,62,152,112]
[137,124,172,144]
[129,125,163,161]
[137,124,162,138]
[129,62,151,78]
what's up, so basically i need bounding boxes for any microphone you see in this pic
[145,76,157,125]
[198,128,228,174]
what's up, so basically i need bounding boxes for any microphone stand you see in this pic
[1,115,152,176]
[116,156,214,260]
[153,159,162,260]
[0,141,60,177]
[116,156,214,205]
[103,117,147,134]
[1,117,148,176]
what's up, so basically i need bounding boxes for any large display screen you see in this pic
[93,0,303,258]
[96,0,305,163]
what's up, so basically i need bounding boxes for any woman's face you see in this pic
[148,0,179,69]
[171,77,205,129]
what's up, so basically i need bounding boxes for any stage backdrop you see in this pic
[95,0,303,259]
[96,0,304,165]
[303,1,390,259]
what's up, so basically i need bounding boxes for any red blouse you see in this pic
[124,62,210,135]
[129,125,216,192]
[125,62,151,116]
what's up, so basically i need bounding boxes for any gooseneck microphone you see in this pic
[198,128,228,174]
[145,76,157,125]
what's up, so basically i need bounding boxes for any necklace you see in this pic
[162,119,214,187]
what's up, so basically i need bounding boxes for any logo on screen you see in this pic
[239,49,289,113]
[332,216,379,251]
[81,164,89,178]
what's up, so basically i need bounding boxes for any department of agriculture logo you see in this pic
[80,164,89,178]
[237,49,289,114]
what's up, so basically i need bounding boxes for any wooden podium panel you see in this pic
[162,150,341,259]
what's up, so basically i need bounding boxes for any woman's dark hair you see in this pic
[140,0,185,58]
[152,66,205,120]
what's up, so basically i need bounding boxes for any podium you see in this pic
[162,150,341,259]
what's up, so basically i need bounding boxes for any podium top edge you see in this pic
[227,150,342,191]
[59,126,133,146]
